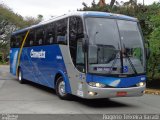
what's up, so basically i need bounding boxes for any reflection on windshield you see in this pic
[86,18,145,75]
[89,45,118,64]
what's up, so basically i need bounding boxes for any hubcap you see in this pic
[58,81,66,96]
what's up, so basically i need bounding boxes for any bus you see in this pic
[10,11,147,99]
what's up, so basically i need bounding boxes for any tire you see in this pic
[56,76,70,100]
[18,68,25,84]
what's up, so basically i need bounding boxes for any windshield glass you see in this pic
[85,18,145,75]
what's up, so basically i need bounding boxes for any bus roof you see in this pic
[12,11,138,35]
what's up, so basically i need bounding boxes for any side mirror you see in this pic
[145,40,150,59]
[82,34,89,52]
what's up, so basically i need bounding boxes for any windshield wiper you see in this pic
[123,44,138,75]
[109,43,121,74]
[109,51,119,74]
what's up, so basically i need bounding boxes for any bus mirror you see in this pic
[88,45,98,64]
[82,34,89,52]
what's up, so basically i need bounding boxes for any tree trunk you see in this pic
[110,0,116,8]
[151,58,158,80]
[1,49,7,63]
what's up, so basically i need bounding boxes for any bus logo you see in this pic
[30,49,46,58]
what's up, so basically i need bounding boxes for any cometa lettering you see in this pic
[30,49,46,58]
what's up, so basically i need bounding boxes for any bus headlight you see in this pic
[136,82,145,87]
[88,82,106,88]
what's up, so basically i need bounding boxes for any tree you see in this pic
[0,4,43,63]
[110,0,116,8]
[37,14,43,23]
[0,20,17,62]
[92,0,96,8]
[147,6,160,79]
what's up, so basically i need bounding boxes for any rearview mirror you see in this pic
[88,45,98,64]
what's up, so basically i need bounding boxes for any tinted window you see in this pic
[10,35,16,48]
[26,30,35,46]
[15,33,26,48]
[35,28,45,45]
[56,19,67,45]
[16,35,22,47]
[45,24,56,45]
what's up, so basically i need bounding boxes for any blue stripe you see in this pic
[83,12,137,21]
[86,74,146,88]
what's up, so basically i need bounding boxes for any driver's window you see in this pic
[69,16,85,72]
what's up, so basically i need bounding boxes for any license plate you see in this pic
[116,91,127,96]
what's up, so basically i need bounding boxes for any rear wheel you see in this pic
[18,68,25,84]
[56,76,70,100]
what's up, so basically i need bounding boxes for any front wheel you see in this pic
[56,76,70,100]
[18,68,25,84]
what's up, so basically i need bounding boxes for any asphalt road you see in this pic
[0,65,160,119]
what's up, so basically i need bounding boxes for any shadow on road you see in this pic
[72,97,132,108]
[13,79,134,108]
[13,78,56,94]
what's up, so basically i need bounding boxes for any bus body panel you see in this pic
[10,48,19,75]
[59,45,86,97]
[85,85,145,99]
[10,45,72,93]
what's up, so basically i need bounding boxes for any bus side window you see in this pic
[45,24,56,45]
[24,32,29,47]
[11,32,26,48]
[16,35,23,48]
[35,28,45,45]
[26,31,35,47]
[69,16,84,72]
[56,18,67,45]
[10,35,16,48]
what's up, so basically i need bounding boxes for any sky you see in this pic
[0,0,159,20]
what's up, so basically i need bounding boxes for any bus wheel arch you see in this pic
[54,73,71,100]
[54,73,62,88]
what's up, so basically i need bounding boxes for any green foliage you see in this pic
[0,4,43,64]
[147,10,160,79]
[0,4,25,28]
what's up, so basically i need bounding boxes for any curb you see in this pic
[145,89,160,95]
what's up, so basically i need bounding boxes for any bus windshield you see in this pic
[85,18,145,75]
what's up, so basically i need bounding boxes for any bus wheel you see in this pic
[56,76,70,100]
[18,68,25,84]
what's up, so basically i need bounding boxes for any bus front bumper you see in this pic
[84,85,146,99]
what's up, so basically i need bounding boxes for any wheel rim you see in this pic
[18,71,22,81]
[58,81,66,96]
